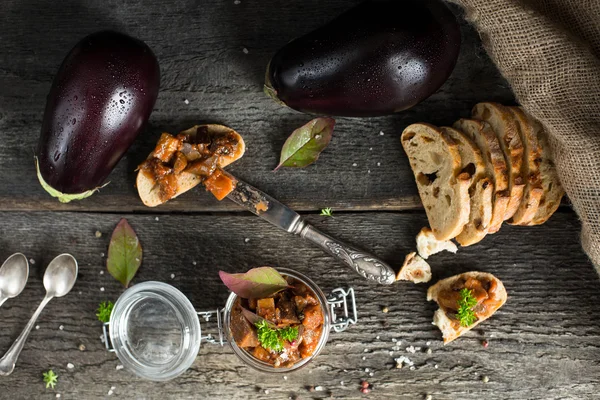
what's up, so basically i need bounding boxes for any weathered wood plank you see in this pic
[0,0,514,213]
[0,211,597,399]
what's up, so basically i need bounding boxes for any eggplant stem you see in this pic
[35,157,106,203]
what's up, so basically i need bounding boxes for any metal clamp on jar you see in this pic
[101,269,357,381]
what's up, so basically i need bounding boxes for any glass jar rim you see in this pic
[222,268,331,373]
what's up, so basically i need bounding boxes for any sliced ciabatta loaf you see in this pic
[526,115,565,225]
[401,123,472,241]
[396,252,431,283]
[506,107,544,225]
[441,127,494,246]
[453,119,509,234]
[427,271,507,344]
[416,227,458,259]
[137,124,245,207]
[472,102,525,221]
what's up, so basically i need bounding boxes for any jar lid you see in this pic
[108,281,201,381]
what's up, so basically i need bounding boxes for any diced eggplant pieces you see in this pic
[257,298,276,321]
[248,298,257,311]
[230,303,259,348]
[251,346,272,363]
[173,152,188,174]
[294,295,308,313]
[153,133,181,163]
[302,305,324,330]
[276,295,300,326]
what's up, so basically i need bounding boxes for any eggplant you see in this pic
[36,30,160,202]
[265,0,461,117]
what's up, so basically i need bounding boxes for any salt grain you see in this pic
[56,395,61,398]
[389,351,393,356]
[30,259,35,265]
[193,261,197,265]
[425,395,433,400]
[426,348,432,354]
[184,99,189,105]
[362,356,366,360]
[368,170,371,173]
[35,325,39,330]
[108,390,113,396]
[410,366,416,371]
[314,386,324,392]
[264,390,269,394]
[482,376,489,383]
[392,338,397,343]
[79,344,86,351]
[376,336,380,340]
[395,356,413,369]
[352,163,358,167]
[369,372,374,377]
[365,368,369,373]
[406,346,421,354]
[426,341,431,346]
[340,381,344,386]
[434,364,439,369]
[244,238,250,243]
[59,325,64,330]
[100,270,104,275]
[242,47,249,54]
[95,231,102,238]
[380,131,385,136]
[369,147,373,151]
[67,363,74,369]
[100,287,105,292]
[155,217,159,221]
[171,273,175,279]
[377,162,381,166]
[283,376,287,380]
[363,349,368,353]
[116,365,124,370]
[234,0,241,3]
[100,252,105,257]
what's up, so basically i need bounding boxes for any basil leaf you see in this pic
[107,218,142,287]
[219,267,289,298]
[274,117,335,170]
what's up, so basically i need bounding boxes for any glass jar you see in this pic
[103,269,357,381]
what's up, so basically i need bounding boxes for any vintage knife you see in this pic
[223,172,396,285]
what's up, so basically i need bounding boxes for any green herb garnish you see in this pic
[96,301,114,323]
[255,320,299,352]
[43,369,58,389]
[320,207,333,217]
[456,288,478,327]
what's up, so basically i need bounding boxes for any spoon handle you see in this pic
[0,295,52,375]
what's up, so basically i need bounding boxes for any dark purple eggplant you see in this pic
[36,30,160,202]
[265,0,461,117]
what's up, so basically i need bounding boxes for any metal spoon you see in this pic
[0,253,77,375]
[0,253,29,307]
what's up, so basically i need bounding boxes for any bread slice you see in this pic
[526,116,565,225]
[427,271,507,344]
[441,127,494,246]
[506,107,544,225]
[137,124,245,207]
[401,123,472,241]
[416,227,458,259]
[472,102,525,221]
[396,252,431,283]
[453,119,509,234]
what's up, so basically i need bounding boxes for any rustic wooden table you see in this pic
[1,1,599,399]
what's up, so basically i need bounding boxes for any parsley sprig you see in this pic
[43,369,58,389]
[96,301,114,323]
[456,288,478,327]
[255,320,299,352]
[320,207,333,217]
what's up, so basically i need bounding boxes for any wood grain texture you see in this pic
[0,211,598,400]
[0,0,514,213]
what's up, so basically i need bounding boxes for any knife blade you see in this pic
[224,172,396,285]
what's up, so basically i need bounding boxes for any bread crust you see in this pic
[401,123,471,241]
[472,102,525,221]
[137,124,245,207]
[442,127,494,246]
[506,107,544,225]
[396,252,432,283]
[427,271,507,344]
[453,119,509,234]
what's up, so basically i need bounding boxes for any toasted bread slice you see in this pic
[396,252,432,283]
[427,271,507,344]
[416,227,458,259]
[472,102,525,221]
[506,107,544,225]
[442,127,494,246]
[526,116,565,225]
[453,119,509,234]
[401,123,471,241]
[137,124,245,207]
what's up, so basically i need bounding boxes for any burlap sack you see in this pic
[451,0,600,271]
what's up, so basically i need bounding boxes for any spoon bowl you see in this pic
[43,253,78,298]
[0,253,29,306]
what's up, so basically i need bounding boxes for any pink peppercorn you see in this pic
[482,340,489,348]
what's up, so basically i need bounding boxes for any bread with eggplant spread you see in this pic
[136,124,245,207]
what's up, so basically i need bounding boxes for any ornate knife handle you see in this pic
[298,223,396,285]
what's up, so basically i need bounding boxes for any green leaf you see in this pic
[43,370,58,389]
[456,288,478,327]
[96,301,114,323]
[278,326,299,342]
[219,267,289,299]
[107,218,142,287]
[274,117,335,170]
[255,321,299,352]
[320,207,333,217]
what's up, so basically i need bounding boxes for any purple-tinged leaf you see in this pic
[107,218,142,287]
[219,267,289,299]
[274,117,335,171]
